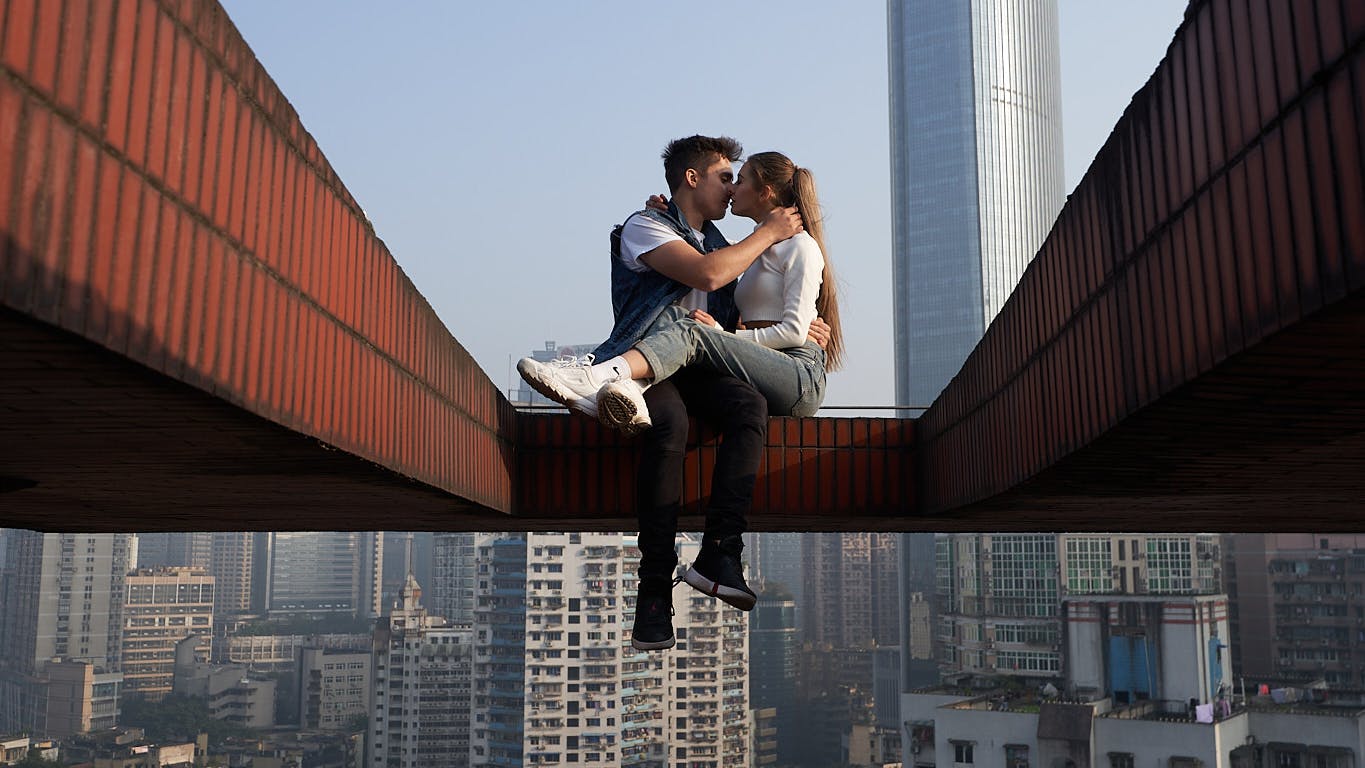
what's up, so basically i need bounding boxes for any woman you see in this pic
[591,150,843,432]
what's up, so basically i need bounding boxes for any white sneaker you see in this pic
[516,355,600,418]
[597,378,652,435]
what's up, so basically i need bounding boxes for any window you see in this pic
[952,741,975,765]
[1006,745,1029,768]
[1110,754,1135,768]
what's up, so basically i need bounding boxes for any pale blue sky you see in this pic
[220,1,1189,410]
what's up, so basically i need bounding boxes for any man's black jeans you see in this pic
[635,369,767,593]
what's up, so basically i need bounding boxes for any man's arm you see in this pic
[639,207,802,291]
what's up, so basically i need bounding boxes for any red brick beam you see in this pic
[0,0,515,526]
[918,0,1365,527]
[514,415,915,532]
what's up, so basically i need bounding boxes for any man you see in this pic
[520,135,807,651]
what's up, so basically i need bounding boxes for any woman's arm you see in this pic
[735,237,823,349]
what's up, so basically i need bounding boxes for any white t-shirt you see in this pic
[732,231,824,349]
[618,214,710,311]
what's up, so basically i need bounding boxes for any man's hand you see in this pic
[645,194,668,212]
[757,205,803,243]
[807,316,831,349]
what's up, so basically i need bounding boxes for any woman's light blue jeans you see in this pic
[633,306,826,417]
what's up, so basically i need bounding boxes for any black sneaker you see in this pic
[631,592,675,651]
[683,536,757,611]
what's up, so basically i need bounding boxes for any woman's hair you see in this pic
[745,151,843,371]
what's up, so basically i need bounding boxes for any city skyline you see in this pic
[2,0,1361,765]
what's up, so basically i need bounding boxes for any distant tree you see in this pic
[233,614,370,636]
[270,670,300,726]
[17,749,62,768]
[120,695,256,747]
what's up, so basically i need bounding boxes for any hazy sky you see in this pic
[219,1,1189,411]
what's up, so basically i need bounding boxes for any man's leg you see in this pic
[631,379,688,650]
[674,371,767,610]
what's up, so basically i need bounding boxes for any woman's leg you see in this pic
[630,321,826,416]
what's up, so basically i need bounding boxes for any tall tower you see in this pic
[889,0,1066,707]
[370,574,473,768]
[0,531,134,732]
[887,0,1064,406]
[431,533,476,625]
[208,532,256,618]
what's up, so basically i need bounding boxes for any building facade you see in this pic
[431,533,476,626]
[264,532,383,620]
[471,532,749,768]
[43,660,121,737]
[936,534,1223,681]
[1226,534,1365,687]
[121,567,215,700]
[172,637,276,730]
[299,646,371,732]
[906,591,1240,768]
[208,532,258,617]
[804,533,900,649]
[0,531,133,733]
[370,575,473,768]
[746,533,805,615]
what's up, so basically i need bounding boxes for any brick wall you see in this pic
[0,0,515,513]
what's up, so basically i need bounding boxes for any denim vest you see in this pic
[591,201,738,360]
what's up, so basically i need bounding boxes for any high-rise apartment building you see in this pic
[749,585,798,767]
[1225,534,1365,687]
[370,575,473,768]
[122,566,215,700]
[208,531,257,617]
[0,531,133,733]
[936,533,1222,680]
[133,533,172,569]
[471,534,527,768]
[804,533,899,649]
[904,593,1241,768]
[169,533,213,570]
[470,532,749,768]
[670,559,750,768]
[746,532,805,613]
[431,533,476,625]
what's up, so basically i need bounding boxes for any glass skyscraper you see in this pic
[888,0,1066,714]
[887,0,1064,407]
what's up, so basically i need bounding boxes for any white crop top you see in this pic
[732,231,824,349]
